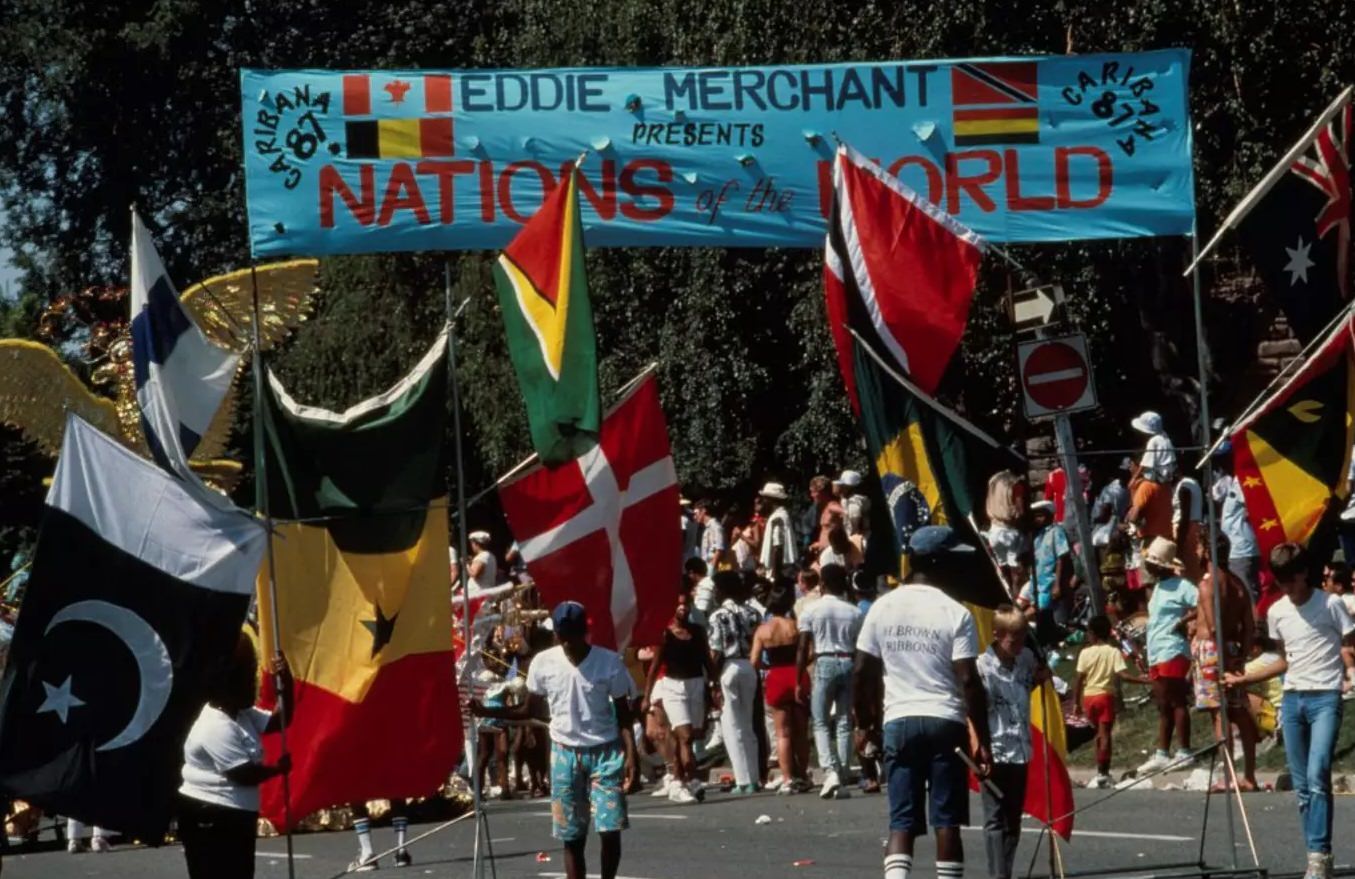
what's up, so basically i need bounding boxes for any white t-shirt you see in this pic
[1268,592,1355,691]
[526,644,638,747]
[180,704,272,812]
[1141,433,1177,477]
[798,593,863,655]
[470,550,498,591]
[1172,477,1204,525]
[843,494,871,537]
[856,583,978,724]
[760,507,797,570]
[818,546,847,569]
[694,576,717,614]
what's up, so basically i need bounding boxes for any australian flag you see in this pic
[130,209,238,481]
[1237,103,1352,344]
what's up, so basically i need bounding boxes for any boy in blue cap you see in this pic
[474,601,637,879]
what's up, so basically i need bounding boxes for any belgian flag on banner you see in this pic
[852,338,1074,839]
[341,73,455,160]
[1231,307,1355,560]
[255,330,461,831]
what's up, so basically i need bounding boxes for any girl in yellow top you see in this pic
[1075,616,1146,788]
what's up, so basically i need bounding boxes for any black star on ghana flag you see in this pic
[361,603,399,657]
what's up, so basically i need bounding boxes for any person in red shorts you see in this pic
[752,580,811,793]
[1138,537,1199,774]
[1075,615,1145,788]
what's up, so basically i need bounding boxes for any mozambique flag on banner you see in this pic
[494,166,601,466]
[256,329,460,831]
[1230,307,1355,560]
[852,338,1074,839]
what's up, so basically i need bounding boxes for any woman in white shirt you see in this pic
[179,633,293,879]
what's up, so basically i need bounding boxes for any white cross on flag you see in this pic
[498,374,681,650]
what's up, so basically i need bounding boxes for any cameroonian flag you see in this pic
[1231,307,1355,560]
[493,166,601,466]
[255,329,460,831]
[852,337,1074,839]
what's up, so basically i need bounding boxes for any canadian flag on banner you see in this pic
[498,374,682,650]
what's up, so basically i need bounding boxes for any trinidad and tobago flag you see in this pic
[1231,307,1355,559]
[950,62,1040,146]
[1237,102,1352,344]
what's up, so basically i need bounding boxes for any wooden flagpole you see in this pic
[248,265,296,879]
[1183,85,1353,276]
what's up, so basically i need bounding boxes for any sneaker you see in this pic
[1137,751,1172,774]
[1303,852,1332,879]
[668,783,697,804]
[67,839,89,854]
[90,836,112,853]
[1171,748,1196,768]
[394,850,412,868]
[791,777,814,794]
[650,775,675,797]
[349,855,380,872]
[1091,774,1113,790]
[820,770,842,800]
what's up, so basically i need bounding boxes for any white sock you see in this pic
[355,818,374,859]
[937,860,964,879]
[884,853,912,879]
[393,816,408,852]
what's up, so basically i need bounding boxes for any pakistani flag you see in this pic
[493,167,601,466]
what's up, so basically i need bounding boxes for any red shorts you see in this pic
[764,665,808,709]
[1083,692,1116,725]
[1150,655,1191,680]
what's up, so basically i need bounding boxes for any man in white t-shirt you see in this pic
[797,562,864,800]
[835,470,871,544]
[694,500,725,569]
[854,526,992,879]
[474,601,637,879]
[1227,543,1355,879]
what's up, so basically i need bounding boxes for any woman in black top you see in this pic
[643,585,721,803]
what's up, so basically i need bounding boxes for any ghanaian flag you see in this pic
[1230,308,1355,560]
[256,329,460,831]
[493,166,600,465]
[852,337,1074,838]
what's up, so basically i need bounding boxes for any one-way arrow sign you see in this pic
[1009,284,1064,333]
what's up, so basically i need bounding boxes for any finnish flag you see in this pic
[129,210,238,480]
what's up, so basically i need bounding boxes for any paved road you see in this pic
[2,786,1336,878]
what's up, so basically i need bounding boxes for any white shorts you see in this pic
[653,676,705,729]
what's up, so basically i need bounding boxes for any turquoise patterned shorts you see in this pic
[550,740,628,841]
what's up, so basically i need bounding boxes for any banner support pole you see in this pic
[249,264,296,879]
[445,259,497,879]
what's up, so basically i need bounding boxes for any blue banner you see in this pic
[241,50,1193,256]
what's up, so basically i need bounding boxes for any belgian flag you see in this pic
[852,337,1074,839]
[255,329,460,831]
[1231,306,1355,560]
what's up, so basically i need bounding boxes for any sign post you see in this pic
[1018,333,1104,617]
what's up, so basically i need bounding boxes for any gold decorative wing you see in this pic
[0,340,128,455]
[180,260,320,354]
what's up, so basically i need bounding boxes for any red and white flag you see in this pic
[498,374,681,650]
[824,143,984,406]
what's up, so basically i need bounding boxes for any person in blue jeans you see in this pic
[796,563,863,799]
[854,527,992,879]
[1228,542,1355,879]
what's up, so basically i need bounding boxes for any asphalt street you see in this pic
[3,786,1339,879]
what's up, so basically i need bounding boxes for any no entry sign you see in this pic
[1018,334,1097,418]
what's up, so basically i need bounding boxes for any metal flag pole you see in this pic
[248,264,297,879]
[445,259,497,879]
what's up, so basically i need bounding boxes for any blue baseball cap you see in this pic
[551,601,588,635]
[907,525,975,558]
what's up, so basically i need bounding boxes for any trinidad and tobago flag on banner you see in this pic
[498,374,681,650]
[824,143,984,408]
[1237,101,1352,344]
[1230,307,1355,559]
[950,62,1040,146]
[494,165,601,466]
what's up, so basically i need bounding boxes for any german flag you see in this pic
[852,337,1074,839]
[1230,308,1355,560]
[951,62,1039,146]
[256,329,460,831]
[342,73,455,160]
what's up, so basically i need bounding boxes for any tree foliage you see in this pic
[0,0,1352,527]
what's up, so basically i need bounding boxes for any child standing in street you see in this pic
[1075,615,1143,788]
[976,606,1047,879]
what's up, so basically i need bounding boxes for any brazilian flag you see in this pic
[853,340,1019,609]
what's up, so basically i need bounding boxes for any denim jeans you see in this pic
[1281,690,1343,854]
[811,655,853,774]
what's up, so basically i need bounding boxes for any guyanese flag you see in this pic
[256,329,460,831]
[852,338,1074,839]
[1231,307,1355,560]
[493,166,600,466]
